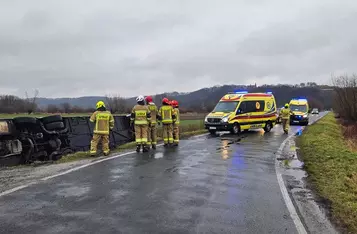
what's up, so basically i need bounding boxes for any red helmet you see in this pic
[162,98,169,104]
[145,96,153,103]
[172,100,179,107]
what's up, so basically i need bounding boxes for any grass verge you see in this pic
[57,127,207,164]
[296,112,357,233]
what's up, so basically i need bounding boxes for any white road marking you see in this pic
[275,135,308,234]
[0,133,209,198]
[275,112,326,234]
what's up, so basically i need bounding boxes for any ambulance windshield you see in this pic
[290,104,307,112]
[212,101,238,113]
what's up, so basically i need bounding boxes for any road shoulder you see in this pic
[296,113,357,233]
[276,113,340,233]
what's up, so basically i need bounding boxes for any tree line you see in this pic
[0,83,335,115]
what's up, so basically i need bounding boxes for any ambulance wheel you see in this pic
[264,121,272,133]
[231,123,241,135]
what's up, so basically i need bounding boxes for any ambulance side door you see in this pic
[235,101,250,127]
[244,100,265,129]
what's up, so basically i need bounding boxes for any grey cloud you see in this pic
[0,0,356,98]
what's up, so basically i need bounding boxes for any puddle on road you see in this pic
[154,152,164,159]
[55,185,90,198]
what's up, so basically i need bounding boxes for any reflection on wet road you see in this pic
[0,114,323,234]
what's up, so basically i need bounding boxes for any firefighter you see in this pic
[279,103,293,134]
[89,101,114,156]
[172,100,180,146]
[131,95,151,152]
[145,96,159,149]
[159,98,176,146]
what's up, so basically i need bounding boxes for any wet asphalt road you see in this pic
[0,114,323,234]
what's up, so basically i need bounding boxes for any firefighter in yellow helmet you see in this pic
[159,98,176,146]
[171,100,180,146]
[145,96,159,149]
[131,95,151,152]
[89,101,114,156]
[279,103,293,134]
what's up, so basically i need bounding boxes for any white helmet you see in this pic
[136,95,145,103]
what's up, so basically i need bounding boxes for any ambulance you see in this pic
[204,91,278,135]
[289,98,309,125]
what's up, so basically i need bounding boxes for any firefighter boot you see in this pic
[136,145,141,152]
[152,144,156,150]
[143,144,149,152]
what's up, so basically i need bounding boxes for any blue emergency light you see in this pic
[233,90,248,94]
[291,97,307,101]
[266,91,273,94]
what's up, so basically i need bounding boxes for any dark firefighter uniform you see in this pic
[172,100,180,146]
[90,101,114,156]
[145,96,159,149]
[131,95,151,152]
[159,98,176,146]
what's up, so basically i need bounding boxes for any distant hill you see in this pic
[37,96,104,108]
[37,84,334,112]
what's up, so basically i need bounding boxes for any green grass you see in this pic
[178,119,204,126]
[297,112,357,233]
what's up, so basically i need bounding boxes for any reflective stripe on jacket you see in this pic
[90,111,114,135]
[159,105,176,124]
[173,107,180,125]
[131,105,151,125]
[148,102,158,124]
[280,108,291,119]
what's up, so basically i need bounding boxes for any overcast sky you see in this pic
[0,0,356,98]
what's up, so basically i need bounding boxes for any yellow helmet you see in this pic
[285,103,289,108]
[96,101,105,109]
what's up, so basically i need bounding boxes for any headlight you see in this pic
[204,116,208,122]
[303,114,308,118]
[221,116,229,122]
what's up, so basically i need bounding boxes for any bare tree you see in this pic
[25,89,39,114]
[105,94,127,114]
[332,74,357,121]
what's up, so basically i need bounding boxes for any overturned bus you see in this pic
[0,115,133,167]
